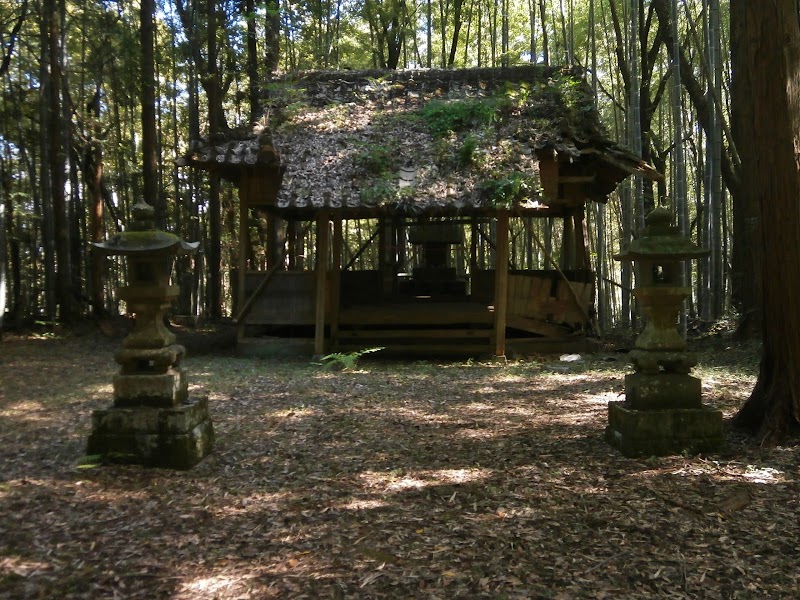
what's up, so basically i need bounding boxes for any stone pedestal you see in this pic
[624,372,702,410]
[606,401,724,458]
[112,344,189,407]
[87,396,214,470]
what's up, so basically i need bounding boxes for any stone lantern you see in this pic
[86,201,214,469]
[606,206,723,456]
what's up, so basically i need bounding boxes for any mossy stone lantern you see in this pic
[606,206,723,457]
[86,201,214,469]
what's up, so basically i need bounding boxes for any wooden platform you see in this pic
[339,300,494,326]
[238,268,595,357]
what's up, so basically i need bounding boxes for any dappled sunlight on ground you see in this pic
[331,497,390,511]
[359,467,493,494]
[4,332,795,599]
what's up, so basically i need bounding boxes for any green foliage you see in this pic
[457,134,479,167]
[75,453,140,468]
[76,455,104,469]
[502,81,532,105]
[353,144,396,177]
[360,181,397,205]
[266,83,310,123]
[419,98,499,138]
[479,172,537,207]
[315,347,385,371]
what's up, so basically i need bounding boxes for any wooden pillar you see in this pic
[493,211,510,361]
[397,218,407,272]
[287,220,297,270]
[561,214,576,270]
[266,214,285,269]
[314,212,330,357]
[470,217,478,271]
[379,217,393,297]
[573,208,590,271]
[330,218,343,350]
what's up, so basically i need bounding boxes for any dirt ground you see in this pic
[1,328,798,599]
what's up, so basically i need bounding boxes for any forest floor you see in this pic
[1,325,798,599]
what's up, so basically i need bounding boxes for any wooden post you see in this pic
[287,220,297,270]
[397,217,407,272]
[379,216,393,297]
[314,212,330,357]
[493,211,510,361]
[573,208,590,271]
[470,217,478,271]
[330,218,343,350]
[561,214,576,270]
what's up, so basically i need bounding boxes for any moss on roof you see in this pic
[179,65,660,215]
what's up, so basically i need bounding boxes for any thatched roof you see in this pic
[178,65,660,217]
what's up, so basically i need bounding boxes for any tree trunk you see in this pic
[141,0,159,223]
[0,167,7,332]
[87,86,106,316]
[707,0,725,319]
[246,0,260,122]
[266,0,280,72]
[539,0,549,65]
[669,0,689,338]
[729,2,761,338]
[447,0,464,67]
[39,2,56,320]
[47,0,76,322]
[731,0,800,440]
[207,0,222,319]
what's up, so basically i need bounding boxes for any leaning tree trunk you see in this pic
[731,0,800,440]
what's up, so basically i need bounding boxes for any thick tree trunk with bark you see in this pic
[86,87,106,316]
[47,0,76,322]
[265,0,280,72]
[731,0,800,440]
[729,4,761,338]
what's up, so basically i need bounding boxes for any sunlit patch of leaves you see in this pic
[3,332,794,600]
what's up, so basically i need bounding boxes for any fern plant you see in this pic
[315,347,385,371]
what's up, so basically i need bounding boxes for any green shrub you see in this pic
[479,172,537,207]
[353,144,395,177]
[420,98,499,137]
[458,134,479,167]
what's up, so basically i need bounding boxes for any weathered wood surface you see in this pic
[244,271,318,325]
[338,301,494,326]
[507,272,593,325]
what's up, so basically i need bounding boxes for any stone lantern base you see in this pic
[606,400,723,457]
[86,396,214,469]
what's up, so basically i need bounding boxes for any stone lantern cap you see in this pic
[614,206,709,261]
[94,201,199,257]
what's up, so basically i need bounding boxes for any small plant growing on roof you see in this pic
[353,144,396,177]
[420,98,499,137]
[458,134,479,167]
[359,180,398,206]
[265,82,310,124]
[479,171,537,207]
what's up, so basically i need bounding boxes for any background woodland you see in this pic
[0,0,758,334]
